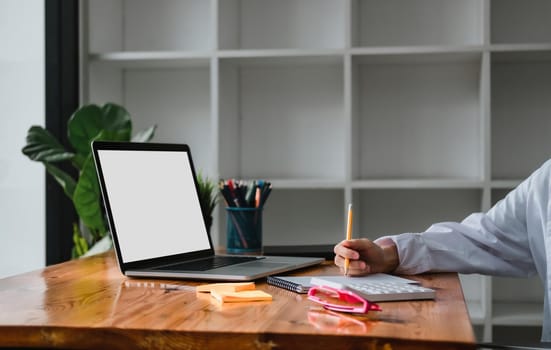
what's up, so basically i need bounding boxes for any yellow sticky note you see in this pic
[210,290,273,303]
[196,282,255,294]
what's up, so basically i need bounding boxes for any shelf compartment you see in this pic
[218,0,346,50]
[491,188,515,206]
[491,0,551,45]
[88,62,125,107]
[354,189,483,239]
[254,189,344,246]
[491,325,544,345]
[88,0,212,53]
[493,276,544,304]
[492,276,544,325]
[352,53,483,180]
[491,52,551,180]
[491,181,521,190]
[492,302,544,326]
[112,67,213,174]
[218,57,345,181]
[351,0,483,48]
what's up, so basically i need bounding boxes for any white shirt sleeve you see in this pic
[384,212,537,276]
[379,159,551,277]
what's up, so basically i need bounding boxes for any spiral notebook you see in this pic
[267,276,313,293]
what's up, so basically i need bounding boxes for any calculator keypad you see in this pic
[347,281,435,302]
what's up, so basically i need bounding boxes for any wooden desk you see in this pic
[0,252,476,349]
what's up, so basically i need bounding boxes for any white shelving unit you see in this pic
[80,0,551,342]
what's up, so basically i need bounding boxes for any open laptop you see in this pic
[91,141,323,281]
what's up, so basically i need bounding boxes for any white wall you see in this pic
[0,0,45,278]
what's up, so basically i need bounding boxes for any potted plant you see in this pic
[22,103,156,258]
[196,171,218,235]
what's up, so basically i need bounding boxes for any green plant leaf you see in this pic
[131,125,157,142]
[73,156,107,238]
[44,163,77,199]
[71,223,89,258]
[101,103,132,133]
[67,104,103,155]
[196,171,218,218]
[93,129,132,143]
[68,103,132,158]
[22,102,157,260]
[22,126,75,163]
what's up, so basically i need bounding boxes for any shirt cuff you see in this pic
[376,233,432,275]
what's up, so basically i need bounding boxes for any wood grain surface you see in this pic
[0,252,476,349]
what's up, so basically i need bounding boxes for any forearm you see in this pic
[375,237,399,273]
[382,244,399,273]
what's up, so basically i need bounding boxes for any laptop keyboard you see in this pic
[155,255,261,271]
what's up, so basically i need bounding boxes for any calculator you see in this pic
[310,276,436,302]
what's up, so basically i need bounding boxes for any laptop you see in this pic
[91,141,324,281]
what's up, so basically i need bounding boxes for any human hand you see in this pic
[333,237,399,276]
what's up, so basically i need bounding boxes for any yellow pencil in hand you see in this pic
[344,203,353,276]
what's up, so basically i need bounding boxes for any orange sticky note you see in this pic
[196,282,255,294]
[210,290,273,303]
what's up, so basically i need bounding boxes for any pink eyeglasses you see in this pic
[307,285,382,314]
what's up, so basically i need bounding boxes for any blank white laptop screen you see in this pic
[97,149,210,263]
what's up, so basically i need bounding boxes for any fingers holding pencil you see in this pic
[334,239,367,276]
[336,203,398,276]
[334,238,396,276]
